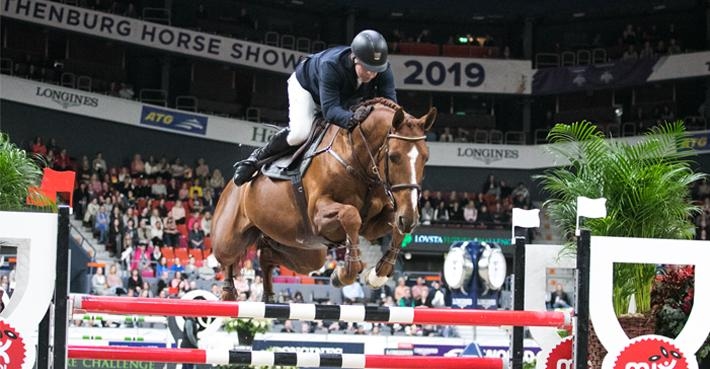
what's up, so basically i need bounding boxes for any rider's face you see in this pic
[354,63,378,83]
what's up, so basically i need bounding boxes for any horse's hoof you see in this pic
[330,271,344,288]
[365,267,388,289]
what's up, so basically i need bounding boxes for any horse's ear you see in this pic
[392,108,405,130]
[423,107,437,131]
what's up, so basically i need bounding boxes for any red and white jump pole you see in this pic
[72,294,570,328]
[68,346,505,369]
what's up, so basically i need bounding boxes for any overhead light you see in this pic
[391,11,403,17]
[653,4,666,10]
[573,12,586,17]
[290,0,303,4]
[472,15,485,20]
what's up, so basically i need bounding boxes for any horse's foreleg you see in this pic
[314,202,363,287]
[221,265,237,301]
[361,209,402,289]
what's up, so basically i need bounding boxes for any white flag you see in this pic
[576,196,607,219]
[512,208,540,228]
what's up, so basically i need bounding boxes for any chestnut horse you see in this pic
[212,98,436,301]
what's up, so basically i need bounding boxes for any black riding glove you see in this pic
[346,105,374,131]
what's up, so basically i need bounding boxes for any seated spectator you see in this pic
[478,205,493,225]
[172,200,187,225]
[410,277,427,304]
[449,201,464,223]
[463,200,478,223]
[106,264,125,295]
[156,257,170,278]
[622,45,638,60]
[195,158,210,179]
[397,286,415,307]
[434,201,449,222]
[438,127,454,142]
[549,284,572,309]
[171,258,185,273]
[126,268,144,296]
[91,267,109,295]
[425,280,446,307]
[240,259,256,284]
[189,179,203,200]
[420,201,434,225]
[188,222,205,249]
[249,275,264,302]
[151,219,164,246]
[234,275,250,296]
[144,156,158,178]
[171,158,186,179]
[281,320,295,333]
[208,169,225,192]
[201,211,212,237]
[394,277,408,302]
[184,256,199,280]
[163,216,179,246]
[178,182,190,201]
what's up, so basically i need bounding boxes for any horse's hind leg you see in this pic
[221,265,237,301]
[258,240,278,303]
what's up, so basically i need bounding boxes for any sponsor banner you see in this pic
[0,75,274,146]
[67,359,211,369]
[253,340,365,354]
[682,130,710,154]
[1,0,305,74]
[1,0,531,94]
[532,57,658,95]
[390,55,532,94]
[427,142,561,169]
[409,344,540,362]
[401,226,513,253]
[140,106,208,135]
[647,51,710,82]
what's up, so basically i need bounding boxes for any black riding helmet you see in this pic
[350,30,389,73]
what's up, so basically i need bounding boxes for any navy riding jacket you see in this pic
[295,46,397,129]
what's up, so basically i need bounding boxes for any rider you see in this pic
[233,29,398,185]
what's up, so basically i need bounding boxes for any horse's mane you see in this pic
[355,97,401,111]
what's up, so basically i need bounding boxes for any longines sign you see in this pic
[402,226,514,254]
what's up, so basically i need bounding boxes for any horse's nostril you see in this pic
[398,216,406,229]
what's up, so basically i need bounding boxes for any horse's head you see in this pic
[383,106,436,233]
[354,99,436,234]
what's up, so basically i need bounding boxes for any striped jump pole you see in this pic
[72,294,570,328]
[68,346,506,369]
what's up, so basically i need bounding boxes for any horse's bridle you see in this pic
[353,126,427,209]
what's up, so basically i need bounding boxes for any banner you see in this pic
[1,0,532,94]
[647,51,710,82]
[532,57,658,95]
[390,55,532,94]
[140,106,208,135]
[400,226,513,253]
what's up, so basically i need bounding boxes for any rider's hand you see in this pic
[347,105,374,130]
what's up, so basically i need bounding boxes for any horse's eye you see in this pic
[389,153,401,164]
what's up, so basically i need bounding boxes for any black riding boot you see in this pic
[233,128,292,185]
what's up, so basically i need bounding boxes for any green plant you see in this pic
[224,318,271,339]
[535,120,704,316]
[0,133,52,211]
[652,266,710,360]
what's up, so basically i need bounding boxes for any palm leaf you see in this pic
[534,120,705,315]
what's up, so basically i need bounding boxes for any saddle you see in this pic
[260,118,329,181]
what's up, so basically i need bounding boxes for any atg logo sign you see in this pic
[140,106,208,135]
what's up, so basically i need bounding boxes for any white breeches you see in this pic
[286,73,318,146]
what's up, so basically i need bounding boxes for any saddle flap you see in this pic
[261,119,329,180]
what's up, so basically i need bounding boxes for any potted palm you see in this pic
[0,133,50,211]
[535,120,704,366]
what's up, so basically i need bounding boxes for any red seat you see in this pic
[189,248,203,261]
[175,247,189,261]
